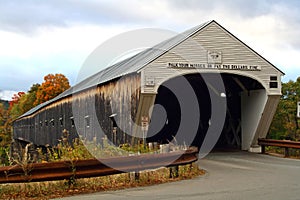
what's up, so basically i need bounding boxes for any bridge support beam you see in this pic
[241,89,267,150]
[132,93,156,145]
[252,95,281,147]
[241,90,280,151]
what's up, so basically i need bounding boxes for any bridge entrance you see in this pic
[147,73,264,151]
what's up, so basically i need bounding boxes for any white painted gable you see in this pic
[141,20,283,95]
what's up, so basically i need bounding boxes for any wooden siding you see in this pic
[13,73,141,146]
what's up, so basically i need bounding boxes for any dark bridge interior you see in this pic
[147,73,264,150]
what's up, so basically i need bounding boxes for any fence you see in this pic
[258,138,300,157]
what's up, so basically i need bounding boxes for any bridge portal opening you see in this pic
[147,73,264,150]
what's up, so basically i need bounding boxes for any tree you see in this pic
[8,84,40,120]
[9,92,25,120]
[0,100,9,110]
[269,77,300,140]
[20,83,40,113]
[0,73,71,151]
[9,92,25,110]
[0,103,11,146]
[8,74,70,120]
[34,74,70,106]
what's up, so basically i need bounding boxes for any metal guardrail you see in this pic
[0,147,198,184]
[258,138,300,157]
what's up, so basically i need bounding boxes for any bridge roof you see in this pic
[18,20,284,119]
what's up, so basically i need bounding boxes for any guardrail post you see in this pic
[261,145,265,154]
[169,166,179,178]
[284,147,289,157]
[134,171,140,181]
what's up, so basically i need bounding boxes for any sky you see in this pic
[0,0,299,100]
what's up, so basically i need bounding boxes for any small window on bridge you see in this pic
[50,119,55,127]
[270,76,278,89]
[85,116,90,128]
[70,117,75,127]
[270,76,277,81]
[270,82,278,88]
[59,117,63,126]
[40,121,43,127]
[45,120,48,127]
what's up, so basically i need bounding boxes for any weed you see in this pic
[0,162,204,199]
[1,130,201,198]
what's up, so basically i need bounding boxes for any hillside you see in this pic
[0,99,9,110]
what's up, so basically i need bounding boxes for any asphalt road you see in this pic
[56,151,300,200]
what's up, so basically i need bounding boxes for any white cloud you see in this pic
[0,24,131,91]
[0,24,128,60]
[0,90,16,101]
[0,0,299,94]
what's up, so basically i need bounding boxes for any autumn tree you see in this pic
[269,77,300,140]
[19,83,40,113]
[8,74,70,119]
[9,92,25,109]
[0,73,70,160]
[8,84,40,120]
[1,91,27,147]
[0,103,12,146]
[9,92,25,120]
[34,73,70,106]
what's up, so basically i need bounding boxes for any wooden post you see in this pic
[169,166,179,178]
[261,145,265,154]
[112,128,117,145]
[284,147,289,157]
[134,171,140,181]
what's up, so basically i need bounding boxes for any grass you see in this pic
[265,146,300,159]
[0,163,204,199]
[0,131,204,199]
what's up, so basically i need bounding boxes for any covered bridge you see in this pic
[13,20,284,152]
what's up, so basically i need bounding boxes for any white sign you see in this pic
[168,62,261,71]
[207,51,222,64]
[145,77,155,86]
[141,116,149,122]
[141,116,149,131]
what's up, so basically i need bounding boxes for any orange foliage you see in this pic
[9,92,25,110]
[34,74,70,106]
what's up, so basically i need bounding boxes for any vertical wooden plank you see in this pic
[13,73,141,149]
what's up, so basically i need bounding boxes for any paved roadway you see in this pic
[57,151,300,200]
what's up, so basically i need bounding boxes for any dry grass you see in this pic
[1,132,203,199]
[0,163,204,199]
[265,146,300,159]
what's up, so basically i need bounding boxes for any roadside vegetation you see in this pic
[0,162,203,199]
[0,135,203,199]
[269,77,300,141]
[266,77,300,157]
[265,146,300,158]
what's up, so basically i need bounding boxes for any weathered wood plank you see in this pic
[13,73,141,147]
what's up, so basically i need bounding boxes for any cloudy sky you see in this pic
[0,0,299,100]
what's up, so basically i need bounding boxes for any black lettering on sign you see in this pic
[168,62,261,71]
[223,64,230,69]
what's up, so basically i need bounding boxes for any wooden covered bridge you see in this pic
[13,20,284,153]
